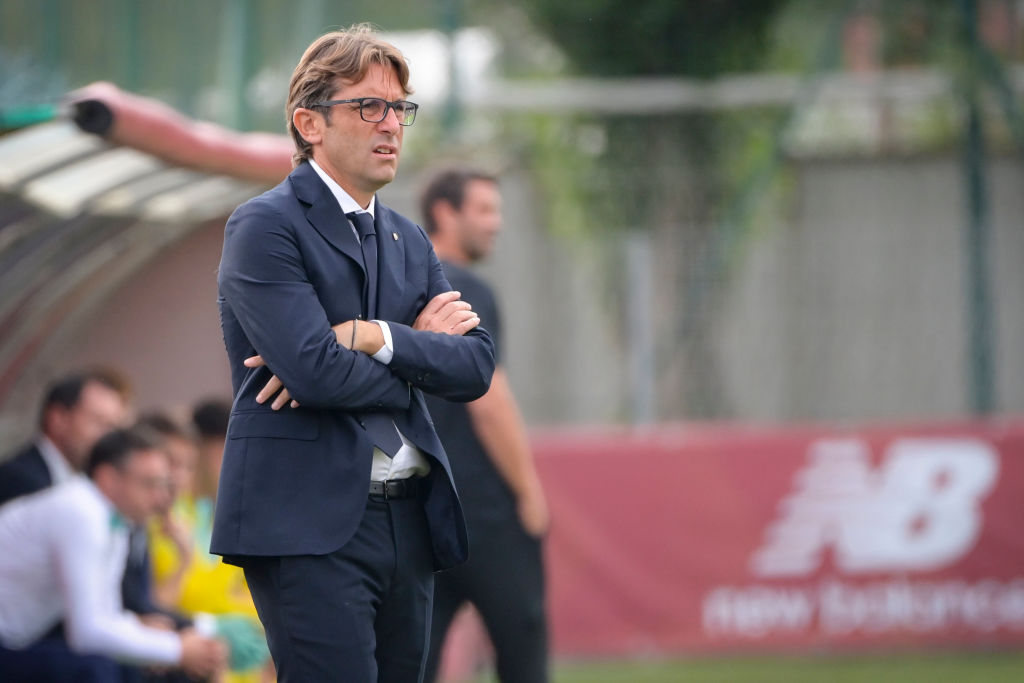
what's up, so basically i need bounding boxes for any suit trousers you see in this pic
[424,516,548,683]
[243,494,435,683]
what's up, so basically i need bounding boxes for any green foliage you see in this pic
[499,113,599,237]
[878,0,962,67]
[509,0,787,77]
[0,0,454,130]
[479,0,802,241]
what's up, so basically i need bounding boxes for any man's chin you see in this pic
[366,171,397,193]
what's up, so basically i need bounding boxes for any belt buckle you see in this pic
[382,479,393,500]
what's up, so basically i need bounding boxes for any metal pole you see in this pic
[223,0,255,131]
[626,231,655,424]
[960,0,996,415]
[116,0,140,92]
[439,0,461,139]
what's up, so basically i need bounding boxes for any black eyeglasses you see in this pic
[311,97,419,126]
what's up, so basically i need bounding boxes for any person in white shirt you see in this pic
[0,427,226,682]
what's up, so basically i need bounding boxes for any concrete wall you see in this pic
[6,154,1019,440]
[717,155,1024,421]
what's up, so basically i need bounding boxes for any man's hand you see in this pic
[138,613,177,631]
[248,292,477,410]
[158,512,194,565]
[244,356,298,410]
[413,291,480,335]
[517,481,551,538]
[331,319,385,355]
[245,318,387,410]
[178,628,228,679]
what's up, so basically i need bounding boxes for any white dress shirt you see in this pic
[308,159,430,481]
[36,434,75,485]
[0,477,181,663]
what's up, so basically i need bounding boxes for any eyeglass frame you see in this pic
[310,97,419,126]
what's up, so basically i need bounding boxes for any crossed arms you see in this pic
[219,199,494,411]
[250,290,483,410]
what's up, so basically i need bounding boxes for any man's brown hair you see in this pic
[286,23,412,166]
[37,367,131,430]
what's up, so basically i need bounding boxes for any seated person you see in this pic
[0,427,226,682]
[146,403,271,682]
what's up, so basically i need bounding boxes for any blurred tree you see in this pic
[481,1,794,417]
[510,0,786,77]
[0,0,454,131]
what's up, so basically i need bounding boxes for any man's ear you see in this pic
[43,404,69,440]
[433,200,457,233]
[292,107,324,146]
[91,462,117,492]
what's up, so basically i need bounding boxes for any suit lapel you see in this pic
[290,165,407,318]
[289,163,365,273]
[374,204,405,317]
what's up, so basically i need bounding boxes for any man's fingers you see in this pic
[414,292,465,331]
[271,388,292,411]
[450,315,480,336]
[413,292,477,334]
[256,376,283,404]
[436,300,473,323]
[247,356,296,408]
[423,290,461,316]
[445,308,477,325]
[424,300,474,331]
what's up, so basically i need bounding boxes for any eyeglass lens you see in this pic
[361,99,416,125]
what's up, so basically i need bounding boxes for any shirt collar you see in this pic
[77,476,124,530]
[35,434,75,484]
[308,159,376,218]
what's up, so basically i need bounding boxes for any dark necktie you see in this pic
[347,211,378,317]
[346,210,401,457]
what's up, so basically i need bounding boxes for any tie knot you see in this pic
[346,211,375,238]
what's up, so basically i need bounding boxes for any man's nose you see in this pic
[378,105,401,132]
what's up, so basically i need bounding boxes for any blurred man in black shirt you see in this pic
[420,168,550,683]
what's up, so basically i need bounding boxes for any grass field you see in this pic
[540,651,1024,682]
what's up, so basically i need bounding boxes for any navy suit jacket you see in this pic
[0,444,51,507]
[212,162,494,570]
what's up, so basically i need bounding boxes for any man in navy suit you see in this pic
[212,24,495,683]
[0,369,128,507]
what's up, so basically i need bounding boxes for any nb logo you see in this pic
[750,438,999,577]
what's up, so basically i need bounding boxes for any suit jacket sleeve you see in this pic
[219,198,412,410]
[0,447,50,507]
[385,235,495,402]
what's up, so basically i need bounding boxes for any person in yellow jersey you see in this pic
[144,405,272,683]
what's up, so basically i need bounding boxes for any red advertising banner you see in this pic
[531,419,1024,656]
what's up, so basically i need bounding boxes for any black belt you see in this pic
[369,478,420,500]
